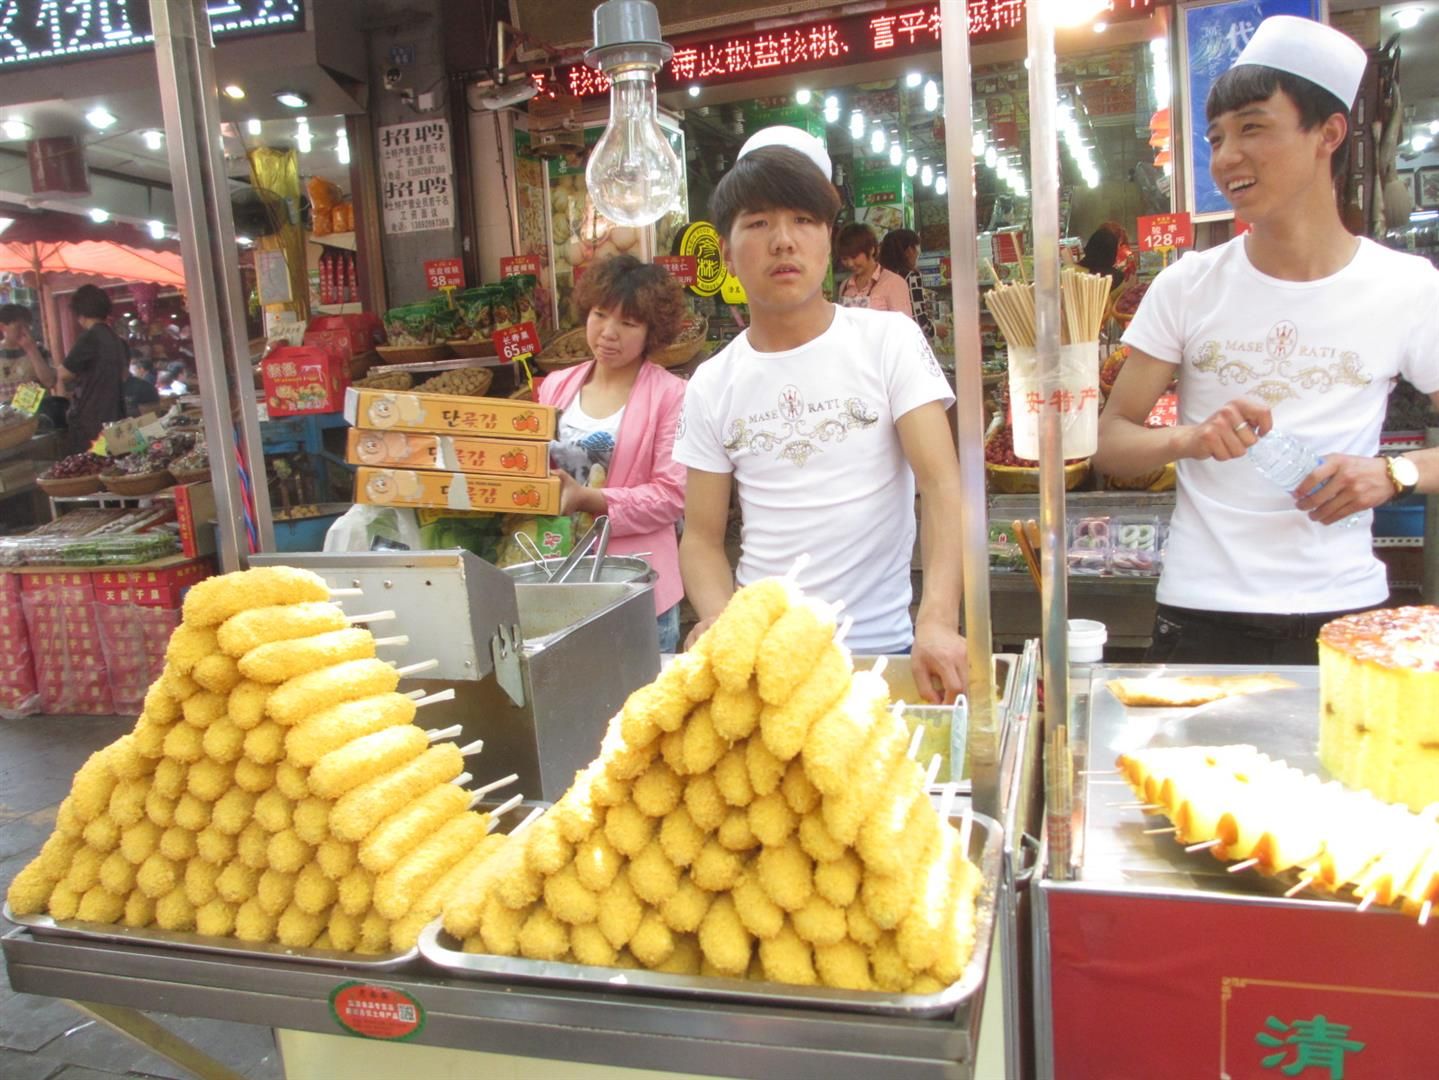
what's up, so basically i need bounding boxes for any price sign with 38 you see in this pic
[424,258,464,290]
[1137,212,1193,253]
[493,321,541,362]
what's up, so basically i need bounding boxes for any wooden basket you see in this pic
[985,459,1089,494]
[1104,461,1176,493]
[446,338,498,360]
[650,315,709,370]
[37,473,104,497]
[101,469,174,495]
[374,344,453,365]
[0,416,38,451]
[169,466,212,487]
[535,326,591,372]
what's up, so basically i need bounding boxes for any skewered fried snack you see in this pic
[266,658,401,726]
[182,566,330,628]
[285,693,418,766]
[238,628,376,685]
[216,602,348,657]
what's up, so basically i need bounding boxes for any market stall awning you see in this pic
[0,238,186,288]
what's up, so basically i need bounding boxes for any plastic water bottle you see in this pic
[1248,431,1365,528]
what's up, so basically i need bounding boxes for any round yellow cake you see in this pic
[1318,605,1439,812]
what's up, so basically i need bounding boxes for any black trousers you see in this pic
[1144,601,1385,667]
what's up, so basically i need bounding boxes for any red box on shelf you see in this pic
[304,313,385,366]
[261,345,349,417]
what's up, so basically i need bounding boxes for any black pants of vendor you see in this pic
[1144,602,1385,666]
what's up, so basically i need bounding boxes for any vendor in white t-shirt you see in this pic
[1095,16,1439,665]
[673,126,968,702]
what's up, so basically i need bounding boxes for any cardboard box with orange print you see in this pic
[343,386,556,441]
[345,429,549,478]
[354,466,560,516]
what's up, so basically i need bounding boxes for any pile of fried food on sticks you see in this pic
[1117,744,1439,924]
[6,566,518,954]
[441,575,983,992]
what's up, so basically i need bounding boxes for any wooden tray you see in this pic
[446,338,498,359]
[985,459,1089,493]
[37,473,104,497]
[0,416,38,451]
[101,470,174,495]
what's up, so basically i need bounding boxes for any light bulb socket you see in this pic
[586,0,671,72]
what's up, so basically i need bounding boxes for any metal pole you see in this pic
[1025,0,1073,880]
[151,0,275,568]
[939,0,998,825]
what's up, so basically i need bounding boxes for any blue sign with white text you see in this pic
[1183,0,1323,216]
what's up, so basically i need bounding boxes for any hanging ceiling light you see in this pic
[922,80,939,113]
[89,208,110,222]
[141,129,163,151]
[870,127,886,154]
[1,119,29,141]
[222,84,246,100]
[296,118,312,154]
[584,0,682,226]
[920,163,933,187]
[246,117,262,136]
[889,143,902,167]
[274,90,309,109]
[795,88,812,106]
[148,220,165,240]
[336,129,351,165]
[935,175,947,196]
[905,155,917,177]
[849,110,865,139]
[85,107,117,130]
[905,72,922,89]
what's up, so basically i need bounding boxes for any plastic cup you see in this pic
[1006,341,1101,460]
[1067,619,1107,664]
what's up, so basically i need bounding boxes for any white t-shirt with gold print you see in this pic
[1123,236,1439,614]
[674,305,954,652]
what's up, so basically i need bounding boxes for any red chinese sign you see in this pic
[1137,212,1193,253]
[500,254,542,278]
[1045,890,1439,1079]
[493,320,541,362]
[329,982,425,1041]
[559,1,1158,98]
[654,255,698,286]
[423,258,464,289]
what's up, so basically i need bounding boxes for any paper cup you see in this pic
[1007,341,1101,460]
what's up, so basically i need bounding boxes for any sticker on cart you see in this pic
[329,981,426,1041]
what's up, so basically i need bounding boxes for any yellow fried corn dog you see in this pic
[285,693,417,767]
[238,628,375,685]
[216,601,348,657]
[358,782,468,874]
[182,566,329,628]
[266,658,401,726]
[309,725,428,800]
[373,811,489,919]
[329,744,464,843]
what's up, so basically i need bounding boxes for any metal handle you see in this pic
[511,530,555,580]
[587,516,612,582]
[553,514,608,583]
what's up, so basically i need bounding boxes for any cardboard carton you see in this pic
[345,429,550,478]
[354,466,560,516]
[344,387,556,441]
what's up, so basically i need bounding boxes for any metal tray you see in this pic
[3,903,419,972]
[419,808,1002,1018]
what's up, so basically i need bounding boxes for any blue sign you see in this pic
[0,1,304,70]
[1182,0,1323,217]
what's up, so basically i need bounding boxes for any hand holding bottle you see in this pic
[1291,454,1395,526]
[1186,397,1271,462]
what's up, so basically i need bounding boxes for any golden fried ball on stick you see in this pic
[630,909,676,968]
[165,625,218,675]
[711,682,762,742]
[755,600,837,707]
[309,726,427,800]
[596,873,644,950]
[191,653,241,695]
[374,812,490,920]
[182,566,329,628]
[759,644,850,762]
[216,602,348,658]
[760,921,818,986]
[238,628,375,686]
[658,806,705,870]
[732,873,784,940]
[697,894,752,976]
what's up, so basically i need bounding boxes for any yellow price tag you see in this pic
[439,284,458,309]
[10,382,45,416]
[719,273,748,305]
[90,435,108,456]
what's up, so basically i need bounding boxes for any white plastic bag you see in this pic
[323,504,424,552]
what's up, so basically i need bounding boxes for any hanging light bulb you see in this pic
[971,131,985,157]
[295,118,312,154]
[584,0,682,227]
[905,155,917,177]
[823,95,840,124]
[795,88,812,105]
[337,130,351,165]
[996,157,1010,178]
[905,72,922,89]
[920,163,933,187]
[923,80,939,113]
[935,175,947,196]
[246,117,262,136]
[148,220,166,240]
[141,129,163,151]
[870,127,886,154]
[889,143,902,166]
[849,110,865,139]
[984,147,998,169]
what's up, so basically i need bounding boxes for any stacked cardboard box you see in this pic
[343,386,561,515]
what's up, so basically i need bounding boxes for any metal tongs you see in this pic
[552,514,611,584]
[511,530,558,581]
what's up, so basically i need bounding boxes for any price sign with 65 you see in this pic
[493,321,540,362]
[1137,212,1193,253]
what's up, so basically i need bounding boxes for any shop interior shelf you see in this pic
[309,230,357,251]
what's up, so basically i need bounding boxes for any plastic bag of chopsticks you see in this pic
[984,268,1112,460]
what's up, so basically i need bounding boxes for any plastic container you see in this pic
[1006,341,1100,460]
[1067,619,1107,663]
[1248,431,1364,528]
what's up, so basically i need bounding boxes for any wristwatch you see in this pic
[1384,454,1419,499]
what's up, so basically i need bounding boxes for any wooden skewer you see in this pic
[906,723,926,761]
[425,724,463,743]
[510,805,545,836]
[1228,857,1260,873]
[449,771,473,788]
[1185,838,1222,853]
[784,553,812,581]
[474,773,519,798]
[478,790,524,818]
[374,635,409,648]
[405,689,427,700]
[1356,892,1377,913]
[328,587,364,598]
[1088,780,1131,787]
[1110,802,1164,811]
[345,610,397,625]
[957,805,974,856]
[937,782,959,823]
[414,688,456,708]
[870,656,890,679]
[1143,826,1179,835]
[1078,769,1120,776]
[458,739,485,757]
[924,753,943,788]
[1420,900,1432,927]
[1284,877,1314,898]
[395,659,439,677]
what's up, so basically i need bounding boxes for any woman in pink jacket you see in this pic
[539,254,689,650]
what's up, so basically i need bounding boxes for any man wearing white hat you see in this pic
[1096,15,1439,664]
[673,126,968,701]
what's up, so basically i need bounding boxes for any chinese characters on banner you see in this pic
[379,120,455,236]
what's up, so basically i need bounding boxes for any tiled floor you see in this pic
[0,715,281,1080]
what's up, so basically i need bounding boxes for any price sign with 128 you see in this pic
[1137,212,1193,253]
[493,321,541,362]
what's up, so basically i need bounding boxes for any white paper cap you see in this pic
[1231,16,1368,107]
[736,125,832,180]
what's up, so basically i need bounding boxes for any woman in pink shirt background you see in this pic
[538,255,688,650]
[835,222,913,316]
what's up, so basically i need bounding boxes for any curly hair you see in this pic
[573,254,687,356]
